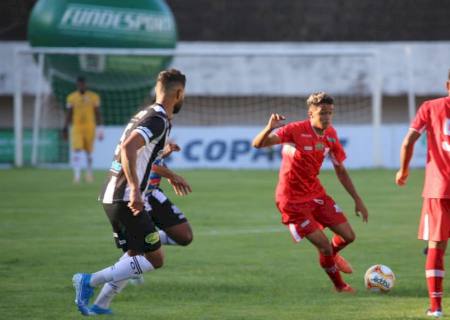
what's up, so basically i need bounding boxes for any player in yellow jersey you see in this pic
[63,76,103,183]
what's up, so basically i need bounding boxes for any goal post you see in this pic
[13,46,382,168]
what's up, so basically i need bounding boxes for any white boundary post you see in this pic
[371,51,383,167]
[31,53,45,166]
[13,48,23,167]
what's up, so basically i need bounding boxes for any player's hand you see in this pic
[61,127,68,141]
[162,143,181,157]
[168,174,192,196]
[267,113,286,130]
[128,189,144,216]
[395,170,408,186]
[97,127,104,141]
[355,198,368,223]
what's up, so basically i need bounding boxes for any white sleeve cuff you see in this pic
[135,126,153,145]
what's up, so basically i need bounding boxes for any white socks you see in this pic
[90,254,154,287]
[158,230,178,245]
[72,151,83,182]
[94,280,128,309]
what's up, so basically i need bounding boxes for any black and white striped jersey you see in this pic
[99,104,170,203]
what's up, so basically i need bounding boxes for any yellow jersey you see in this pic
[66,90,101,128]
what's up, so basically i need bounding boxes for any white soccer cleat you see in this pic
[426,309,443,318]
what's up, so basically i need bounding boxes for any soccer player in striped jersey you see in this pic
[72,69,192,316]
[396,71,450,318]
[252,92,368,293]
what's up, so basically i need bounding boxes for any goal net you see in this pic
[13,47,381,168]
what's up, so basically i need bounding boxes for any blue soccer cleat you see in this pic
[85,304,113,316]
[72,273,94,314]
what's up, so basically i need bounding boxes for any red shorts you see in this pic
[276,194,348,243]
[418,198,450,241]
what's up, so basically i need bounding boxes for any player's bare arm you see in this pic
[252,113,285,148]
[95,107,104,141]
[121,131,146,215]
[62,107,73,140]
[334,163,369,223]
[396,129,421,186]
[151,164,192,196]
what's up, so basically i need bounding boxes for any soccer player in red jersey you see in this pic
[252,92,369,292]
[396,71,450,318]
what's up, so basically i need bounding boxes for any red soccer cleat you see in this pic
[335,254,353,274]
[335,283,356,293]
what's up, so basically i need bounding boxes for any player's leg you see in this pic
[89,252,129,314]
[72,202,163,315]
[426,240,447,317]
[304,228,350,292]
[316,195,355,274]
[149,189,193,246]
[162,222,193,246]
[328,222,355,274]
[70,127,84,183]
[421,199,450,316]
[83,127,95,183]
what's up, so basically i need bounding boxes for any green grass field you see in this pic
[0,168,435,319]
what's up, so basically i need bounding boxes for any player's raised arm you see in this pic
[395,129,421,186]
[252,113,285,148]
[333,163,369,223]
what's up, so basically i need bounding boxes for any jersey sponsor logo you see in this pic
[60,4,173,34]
[315,142,325,151]
[145,232,160,245]
[301,133,312,138]
[304,146,313,151]
[300,220,311,228]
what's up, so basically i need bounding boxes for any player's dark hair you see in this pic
[306,92,334,108]
[448,69,450,80]
[157,69,186,91]
[76,76,86,83]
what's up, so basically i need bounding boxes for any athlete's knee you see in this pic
[151,260,164,269]
[178,232,193,246]
[343,232,356,244]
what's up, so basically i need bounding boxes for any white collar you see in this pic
[152,104,167,115]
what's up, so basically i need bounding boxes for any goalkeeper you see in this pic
[63,76,104,183]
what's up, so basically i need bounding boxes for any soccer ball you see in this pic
[364,264,395,292]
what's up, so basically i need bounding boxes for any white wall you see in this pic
[3,41,450,96]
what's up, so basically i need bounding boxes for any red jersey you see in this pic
[275,120,346,204]
[410,97,450,199]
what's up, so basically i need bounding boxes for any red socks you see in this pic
[319,253,346,289]
[426,248,445,312]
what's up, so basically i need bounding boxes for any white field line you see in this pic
[196,226,285,236]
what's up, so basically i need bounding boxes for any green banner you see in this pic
[0,129,68,164]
